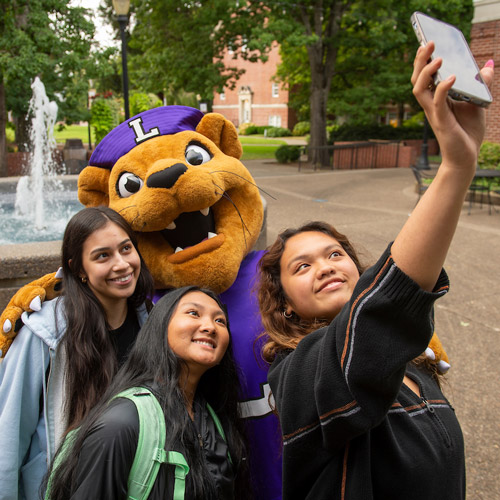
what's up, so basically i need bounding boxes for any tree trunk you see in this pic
[309,84,329,167]
[398,102,405,127]
[14,114,30,152]
[0,77,7,177]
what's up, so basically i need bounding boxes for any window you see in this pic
[220,92,226,101]
[268,115,281,127]
[272,83,279,98]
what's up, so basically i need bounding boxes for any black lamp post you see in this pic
[416,115,430,170]
[112,0,131,120]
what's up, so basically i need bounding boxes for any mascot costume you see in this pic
[0,105,450,500]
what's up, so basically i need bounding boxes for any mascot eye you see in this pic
[185,144,212,166]
[117,172,144,198]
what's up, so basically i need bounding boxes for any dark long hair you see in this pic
[59,206,154,430]
[47,286,251,500]
[257,221,366,362]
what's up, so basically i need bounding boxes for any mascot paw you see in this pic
[425,332,451,373]
[0,270,61,358]
[0,305,23,358]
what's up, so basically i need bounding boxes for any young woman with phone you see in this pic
[256,42,493,499]
[0,207,154,500]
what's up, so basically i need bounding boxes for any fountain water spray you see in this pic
[14,77,59,230]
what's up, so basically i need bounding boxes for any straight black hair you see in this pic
[59,206,154,430]
[47,286,251,500]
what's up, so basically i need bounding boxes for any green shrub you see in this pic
[292,121,310,136]
[6,127,15,144]
[328,123,433,143]
[239,122,257,135]
[91,99,116,145]
[130,93,162,116]
[266,126,292,138]
[478,141,500,169]
[275,145,301,163]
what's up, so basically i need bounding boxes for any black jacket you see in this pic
[68,393,235,500]
[268,247,465,499]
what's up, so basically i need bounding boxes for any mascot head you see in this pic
[78,106,264,293]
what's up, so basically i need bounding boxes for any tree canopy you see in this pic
[0,1,117,174]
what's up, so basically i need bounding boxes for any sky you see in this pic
[71,0,117,48]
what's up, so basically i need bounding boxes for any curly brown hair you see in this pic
[257,221,367,363]
[257,221,444,386]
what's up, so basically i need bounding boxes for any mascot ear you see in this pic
[78,166,110,207]
[196,113,243,160]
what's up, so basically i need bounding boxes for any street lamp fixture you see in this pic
[112,0,131,120]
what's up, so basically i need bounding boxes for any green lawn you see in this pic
[238,135,286,145]
[54,124,95,146]
[241,145,281,160]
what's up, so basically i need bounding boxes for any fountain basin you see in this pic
[0,175,80,310]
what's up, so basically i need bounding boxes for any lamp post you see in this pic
[112,0,131,120]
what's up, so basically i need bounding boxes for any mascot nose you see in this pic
[147,163,188,189]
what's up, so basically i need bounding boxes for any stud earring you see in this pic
[81,276,87,283]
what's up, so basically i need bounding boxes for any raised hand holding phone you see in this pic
[392,42,493,291]
[411,11,492,107]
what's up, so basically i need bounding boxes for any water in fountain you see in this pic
[0,77,83,245]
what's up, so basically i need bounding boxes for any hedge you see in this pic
[275,145,301,163]
[329,123,434,143]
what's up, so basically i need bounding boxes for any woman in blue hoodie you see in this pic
[0,206,154,500]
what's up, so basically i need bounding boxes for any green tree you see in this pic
[329,0,474,125]
[275,0,473,135]
[0,0,95,176]
[99,0,253,105]
[243,0,367,166]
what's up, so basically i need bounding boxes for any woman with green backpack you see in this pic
[45,286,251,500]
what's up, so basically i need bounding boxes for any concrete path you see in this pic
[245,159,500,499]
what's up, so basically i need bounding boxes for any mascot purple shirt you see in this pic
[0,106,282,499]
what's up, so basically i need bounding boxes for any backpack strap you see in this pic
[206,402,232,465]
[45,390,227,500]
[112,387,190,500]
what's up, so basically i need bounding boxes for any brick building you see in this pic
[212,43,296,130]
[472,0,500,143]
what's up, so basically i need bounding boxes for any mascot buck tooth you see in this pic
[0,106,451,499]
[0,106,283,499]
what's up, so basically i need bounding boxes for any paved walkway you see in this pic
[245,159,500,499]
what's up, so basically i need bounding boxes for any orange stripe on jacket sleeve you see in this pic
[340,256,392,369]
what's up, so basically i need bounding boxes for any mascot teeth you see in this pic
[160,208,216,250]
[173,232,218,254]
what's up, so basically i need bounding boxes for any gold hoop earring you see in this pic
[81,276,87,283]
[283,310,292,319]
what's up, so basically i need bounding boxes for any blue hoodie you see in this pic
[0,298,148,500]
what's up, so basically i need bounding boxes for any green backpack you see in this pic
[45,387,229,500]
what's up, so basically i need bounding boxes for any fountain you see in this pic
[0,77,83,245]
[0,78,83,309]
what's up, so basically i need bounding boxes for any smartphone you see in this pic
[411,11,492,107]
